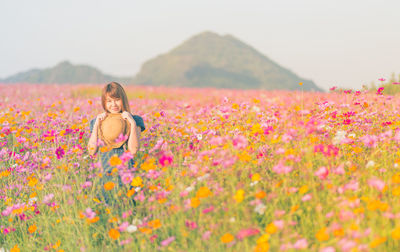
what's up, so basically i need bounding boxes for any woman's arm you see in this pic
[127,122,140,156]
[87,119,99,156]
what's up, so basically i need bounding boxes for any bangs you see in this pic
[105,86,123,99]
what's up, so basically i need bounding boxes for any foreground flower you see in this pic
[221,233,234,243]
[109,228,120,240]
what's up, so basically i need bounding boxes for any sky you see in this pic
[1,0,399,91]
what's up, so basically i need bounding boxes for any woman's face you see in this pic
[106,95,123,114]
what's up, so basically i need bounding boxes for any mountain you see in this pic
[133,31,322,91]
[0,61,131,84]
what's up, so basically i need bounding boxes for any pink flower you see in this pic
[43,193,54,204]
[274,220,284,229]
[81,181,92,189]
[84,207,96,219]
[302,194,312,202]
[161,236,175,247]
[333,164,345,175]
[360,134,378,148]
[232,135,248,149]
[118,221,129,232]
[236,228,260,240]
[320,247,336,252]
[315,166,329,180]
[368,177,385,191]
[293,238,308,249]
[202,231,212,240]
[272,161,293,174]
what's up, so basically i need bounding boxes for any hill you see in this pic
[133,31,322,91]
[0,61,130,84]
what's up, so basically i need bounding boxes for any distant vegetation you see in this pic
[366,73,400,95]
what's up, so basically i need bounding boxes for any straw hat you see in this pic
[98,113,131,149]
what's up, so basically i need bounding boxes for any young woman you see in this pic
[87,82,145,205]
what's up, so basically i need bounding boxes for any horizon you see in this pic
[1,0,399,91]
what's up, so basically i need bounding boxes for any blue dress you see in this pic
[89,114,145,205]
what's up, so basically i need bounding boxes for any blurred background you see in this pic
[1,0,399,91]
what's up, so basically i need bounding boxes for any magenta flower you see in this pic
[159,154,173,166]
[55,146,65,159]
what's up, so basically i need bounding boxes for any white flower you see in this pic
[185,186,194,192]
[197,173,210,182]
[252,106,261,112]
[132,218,143,225]
[196,134,203,140]
[348,133,356,138]
[254,203,266,215]
[229,217,235,223]
[135,187,141,192]
[126,225,137,233]
[333,130,346,145]
[28,197,38,204]
[395,163,399,168]
[250,181,258,187]
[366,160,375,168]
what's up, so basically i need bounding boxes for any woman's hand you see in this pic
[121,111,136,126]
[95,112,107,125]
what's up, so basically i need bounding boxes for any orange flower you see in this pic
[196,186,212,198]
[255,191,267,199]
[190,197,200,208]
[109,156,122,166]
[148,219,162,229]
[265,223,277,234]
[104,182,115,191]
[10,244,20,252]
[221,233,234,243]
[108,228,120,240]
[28,224,37,233]
[316,227,329,241]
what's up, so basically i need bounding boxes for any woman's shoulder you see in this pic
[130,113,145,132]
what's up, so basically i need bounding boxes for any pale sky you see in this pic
[1,0,399,91]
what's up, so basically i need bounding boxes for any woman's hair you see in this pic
[101,82,131,113]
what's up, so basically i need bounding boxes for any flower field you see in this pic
[1,84,400,251]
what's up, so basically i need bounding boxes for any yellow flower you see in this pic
[392,227,400,240]
[256,234,270,244]
[103,182,115,191]
[233,189,245,203]
[131,176,143,187]
[221,233,234,243]
[316,228,329,241]
[254,242,269,252]
[108,228,120,240]
[393,186,400,196]
[109,156,122,166]
[252,173,261,181]
[196,186,212,198]
[299,185,308,194]
[265,223,278,234]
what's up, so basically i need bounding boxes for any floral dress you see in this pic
[89,114,145,205]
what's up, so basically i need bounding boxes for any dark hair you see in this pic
[101,82,131,113]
